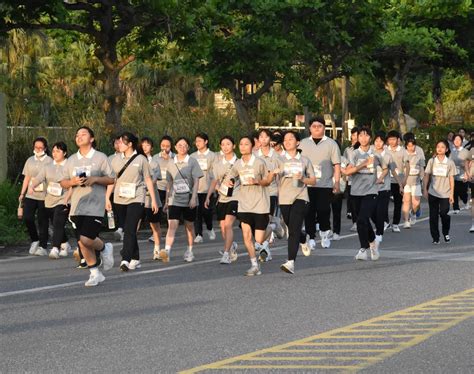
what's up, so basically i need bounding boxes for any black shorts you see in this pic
[144,207,162,223]
[270,196,278,216]
[69,215,103,240]
[216,201,238,221]
[158,189,167,205]
[237,212,269,231]
[168,205,196,222]
[470,182,474,196]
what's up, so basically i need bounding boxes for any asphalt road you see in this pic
[1,204,473,373]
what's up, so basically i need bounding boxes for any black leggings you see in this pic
[346,185,357,223]
[23,197,49,248]
[46,205,68,248]
[305,187,332,238]
[119,203,144,262]
[453,180,468,210]
[428,194,450,241]
[390,183,403,224]
[373,190,390,236]
[194,193,214,236]
[280,199,309,261]
[353,194,377,249]
[331,192,343,235]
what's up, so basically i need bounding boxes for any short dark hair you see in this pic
[120,131,139,150]
[309,116,325,126]
[76,126,97,148]
[271,132,283,145]
[374,131,386,143]
[33,137,48,154]
[350,127,360,135]
[139,137,154,154]
[387,130,400,140]
[453,134,464,143]
[403,132,415,142]
[257,128,272,138]
[358,126,372,138]
[282,130,301,142]
[160,135,173,144]
[175,136,191,147]
[52,141,68,157]
[220,135,235,145]
[195,132,209,143]
[240,135,255,147]
[405,138,416,148]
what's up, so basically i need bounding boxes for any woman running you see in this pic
[450,134,470,213]
[402,138,424,228]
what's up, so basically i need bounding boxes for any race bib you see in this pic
[284,162,303,177]
[433,164,448,177]
[409,167,420,176]
[218,183,230,196]
[173,179,190,193]
[197,158,208,171]
[376,166,383,179]
[239,169,255,186]
[32,181,44,192]
[119,182,137,198]
[47,182,62,197]
[313,165,322,179]
[73,165,92,177]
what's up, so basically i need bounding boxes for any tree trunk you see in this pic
[341,76,349,139]
[0,93,7,182]
[433,66,444,125]
[102,66,123,134]
[232,96,254,130]
[385,60,412,134]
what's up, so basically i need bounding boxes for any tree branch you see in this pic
[117,55,136,70]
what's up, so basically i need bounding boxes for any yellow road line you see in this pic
[180,288,474,373]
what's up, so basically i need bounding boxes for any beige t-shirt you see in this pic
[425,156,456,198]
[275,153,314,205]
[386,146,409,183]
[153,152,174,191]
[229,155,270,214]
[406,152,425,186]
[299,136,341,189]
[144,155,162,209]
[22,155,53,200]
[450,147,470,181]
[166,155,204,207]
[191,149,217,194]
[35,161,67,208]
[211,155,240,204]
[254,148,281,196]
[111,152,152,206]
[61,149,115,217]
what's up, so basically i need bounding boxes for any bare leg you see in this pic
[165,219,179,248]
[241,223,256,259]
[184,220,195,247]
[402,192,411,222]
[223,215,236,252]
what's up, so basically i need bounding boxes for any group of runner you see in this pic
[18,119,474,286]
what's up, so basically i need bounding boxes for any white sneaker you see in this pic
[194,234,203,243]
[49,247,60,259]
[258,242,272,262]
[120,260,130,271]
[375,235,383,243]
[60,242,71,253]
[308,239,316,252]
[272,217,285,239]
[410,215,417,225]
[153,248,161,260]
[85,271,105,287]
[320,230,331,248]
[384,222,391,231]
[470,224,474,233]
[29,241,39,255]
[369,241,380,261]
[159,249,170,263]
[350,223,358,232]
[454,210,460,214]
[392,224,401,233]
[355,248,368,261]
[101,242,114,271]
[403,221,411,229]
[114,228,124,241]
[220,252,231,264]
[183,249,195,262]
[301,240,311,257]
[129,259,141,270]
[245,264,261,276]
[35,247,48,256]
[148,235,154,242]
[59,248,68,257]
[207,229,216,241]
[332,233,341,241]
[315,223,320,232]
[280,260,295,274]
[229,242,238,262]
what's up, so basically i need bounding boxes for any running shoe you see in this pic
[220,252,231,264]
[308,239,316,252]
[280,260,295,274]
[392,224,401,233]
[355,248,368,261]
[245,264,261,276]
[183,249,195,262]
[229,242,238,262]
[332,233,341,241]
[129,259,141,270]
[85,271,105,287]
[415,207,422,218]
[76,259,87,269]
[350,223,358,232]
[159,249,170,263]
[120,260,130,272]
[444,235,451,243]
[35,247,48,256]
[470,224,474,233]
[369,241,380,261]
[29,241,39,255]
[320,230,331,248]
[148,235,154,242]
[207,229,216,241]
[114,228,124,241]
[403,221,411,229]
[194,234,203,243]
[301,241,311,257]
[273,217,286,239]
[101,243,114,271]
[49,247,60,259]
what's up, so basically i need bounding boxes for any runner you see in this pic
[161,137,203,263]
[30,141,71,259]
[107,132,159,271]
[450,134,470,213]
[385,130,409,232]
[19,137,53,256]
[299,117,341,250]
[423,140,456,244]
[469,144,474,232]
[343,127,359,231]
[342,127,380,261]
[109,135,125,241]
[402,138,424,228]
[205,135,239,264]
[226,136,276,276]
[275,131,316,274]
[191,133,217,243]
[60,126,115,287]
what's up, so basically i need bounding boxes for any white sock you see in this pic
[154,245,160,251]
[187,246,193,252]
[165,245,171,251]
[250,257,258,267]
[90,267,99,276]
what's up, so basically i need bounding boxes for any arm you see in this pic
[422,173,430,199]
[105,184,115,212]
[376,168,389,184]
[343,159,369,176]
[145,176,159,213]
[205,179,219,209]
[189,178,200,209]
[333,164,341,193]
[19,175,31,202]
[449,175,455,204]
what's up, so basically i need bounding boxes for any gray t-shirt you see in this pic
[153,152,174,191]
[470,148,474,180]
[386,146,409,183]
[229,155,270,214]
[144,155,162,209]
[61,149,114,217]
[22,155,53,200]
[449,147,470,181]
[374,150,391,192]
[254,148,281,196]
[299,136,341,188]
[166,155,204,207]
[343,145,356,186]
[275,153,314,205]
[191,149,217,194]
[349,148,381,196]
[425,156,456,198]
[111,152,151,206]
[35,161,68,208]
[406,152,425,186]
[212,155,240,204]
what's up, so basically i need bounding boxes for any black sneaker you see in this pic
[76,260,87,269]
[444,235,451,243]
[432,240,440,245]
